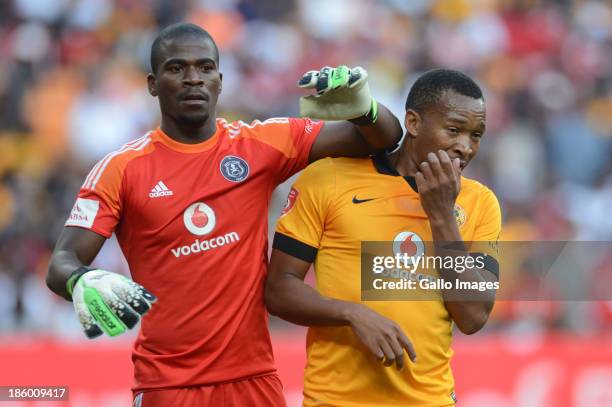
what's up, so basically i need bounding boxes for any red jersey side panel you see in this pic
[66,118,323,392]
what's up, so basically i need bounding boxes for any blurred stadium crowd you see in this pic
[0,0,611,338]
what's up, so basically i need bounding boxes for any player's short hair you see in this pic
[405,69,483,113]
[150,23,219,74]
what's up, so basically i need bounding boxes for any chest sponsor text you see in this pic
[171,232,240,258]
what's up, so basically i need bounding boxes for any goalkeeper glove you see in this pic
[67,267,157,339]
[298,65,378,123]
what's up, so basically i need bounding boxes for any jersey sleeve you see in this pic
[64,156,125,238]
[469,186,502,278]
[273,158,335,263]
[248,117,324,184]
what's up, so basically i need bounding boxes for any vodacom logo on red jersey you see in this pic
[183,202,216,236]
[171,202,240,258]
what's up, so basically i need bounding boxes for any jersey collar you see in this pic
[153,123,221,153]
[372,153,418,192]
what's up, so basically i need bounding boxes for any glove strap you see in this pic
[349,99,378,125]
[66,266,96,297]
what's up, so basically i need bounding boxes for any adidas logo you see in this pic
[149,181,174,198]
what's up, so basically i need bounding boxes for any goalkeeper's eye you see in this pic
[167,64,182,74]
[200,64,214,72]
[447,127,460,135]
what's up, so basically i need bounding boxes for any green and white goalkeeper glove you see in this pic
[67,267,157,339]
[298,65,378,123]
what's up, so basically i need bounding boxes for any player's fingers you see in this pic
[378,340,396,367]
[84,323,104,339]
[418,161,435,185]
[122,283,154,315]
[397,330,417,362]
[329,65,350,90]
[452,157,461,172]
[76,305,104,338]
[426,152,446,183]
[316,66,333,94]
[298,70,320,89]
[453,158,462,190]
[84,291,127,336]
[96,290,139,330]
[141,287,157,303]
[115,300,140,329]
[438,150,455,178]
[387,336,405,371]
[365,339,385,363]
[133,282,157,304]
[348,66,367,87]
[415,171,427,192]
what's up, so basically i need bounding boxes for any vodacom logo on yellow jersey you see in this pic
[171,202,240,258]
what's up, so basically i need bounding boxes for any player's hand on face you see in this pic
[346,303,416,370]
[415,150,461,222]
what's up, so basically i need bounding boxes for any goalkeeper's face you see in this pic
[407,89,486,172]
[148,36,222,126]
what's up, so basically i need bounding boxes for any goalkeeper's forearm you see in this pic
[47,227,106,301]
[350,101,402,151]
[47,249,87,301]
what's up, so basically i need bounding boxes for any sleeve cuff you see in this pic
[471,252,500,280]
[273,232,318,263]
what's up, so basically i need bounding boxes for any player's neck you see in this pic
[160,114,217,144]
[388,139,418,177]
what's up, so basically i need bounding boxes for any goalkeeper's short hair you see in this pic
[405,69,483,113]
[150,23,219,74]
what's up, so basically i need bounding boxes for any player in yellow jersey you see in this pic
[265,69,501,406]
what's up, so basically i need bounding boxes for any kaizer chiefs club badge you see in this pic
[454,204,466,228]
[220,155,250,183]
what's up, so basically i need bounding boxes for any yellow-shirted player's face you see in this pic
[407,89,486,171]
[148,36,223,126]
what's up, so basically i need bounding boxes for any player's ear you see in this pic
[147,73,158,97]
[405,109,421,138]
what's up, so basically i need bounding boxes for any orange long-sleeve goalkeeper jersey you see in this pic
[65,117,323,392]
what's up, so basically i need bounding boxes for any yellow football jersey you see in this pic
[274,154,502,407]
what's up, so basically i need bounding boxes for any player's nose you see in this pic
[451,137,472,159]
[182,66,204,86]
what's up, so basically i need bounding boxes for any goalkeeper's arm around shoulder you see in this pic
[47,226,156,339]
[300,65,402,162]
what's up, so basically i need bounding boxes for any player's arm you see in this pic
[47,227,106,300]
[298,66,402,162]
[308,105,401,162]
[415,151,498,335]
[265,247,416,370]
[47,227,156,338]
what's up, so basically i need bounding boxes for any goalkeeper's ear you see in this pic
[147,73,158,97]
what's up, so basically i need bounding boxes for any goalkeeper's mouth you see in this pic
[180,92,209,106]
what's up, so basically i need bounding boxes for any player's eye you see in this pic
[447,127,459,135]
[168,65,182,73]
[200,64,214,72]
[472,132,483,139]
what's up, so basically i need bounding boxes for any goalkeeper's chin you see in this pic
[177,110,211,127]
